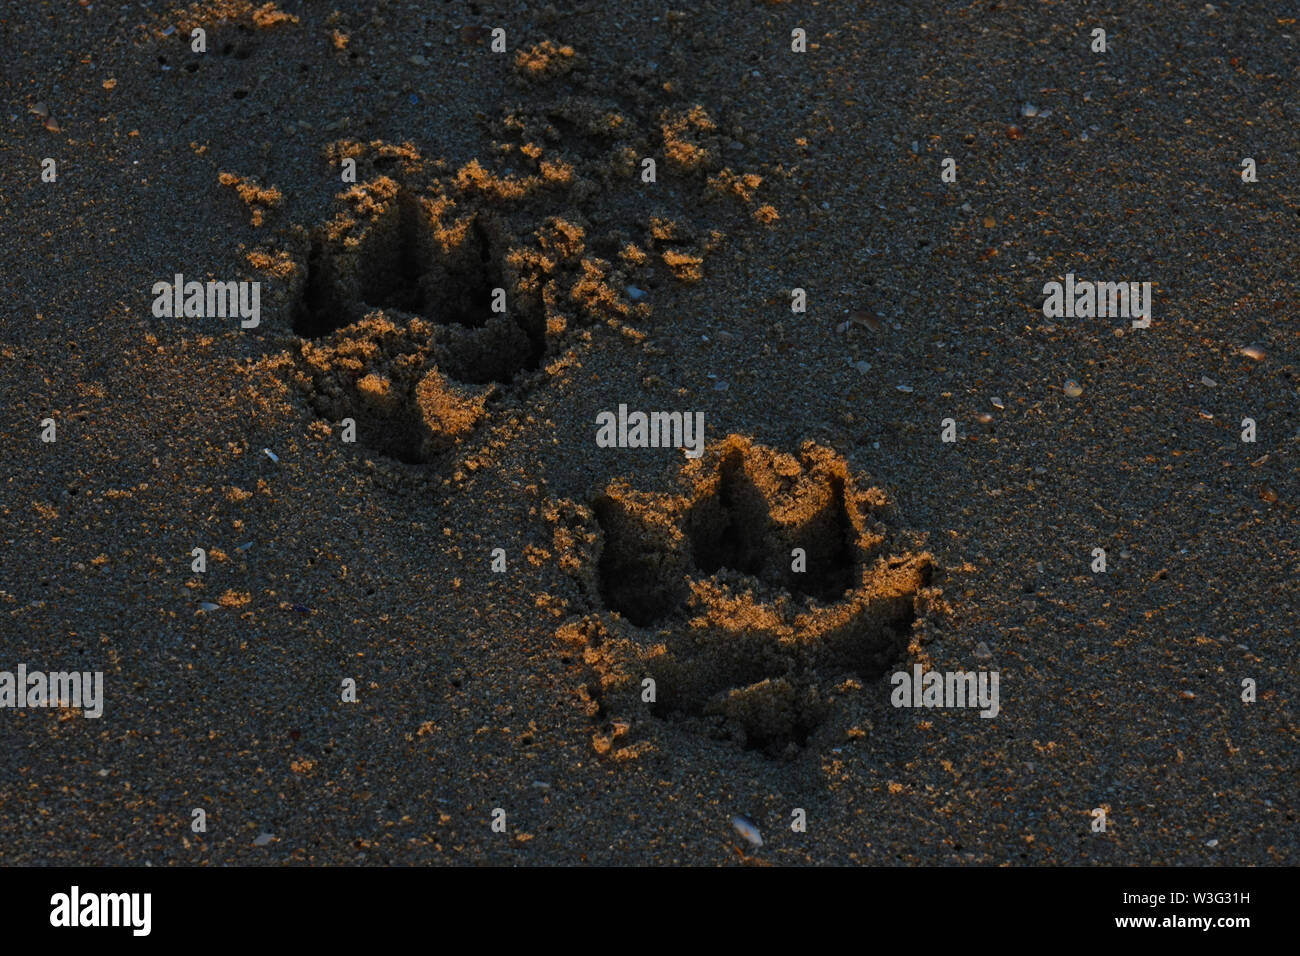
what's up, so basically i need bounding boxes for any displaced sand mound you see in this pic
[549,436,937,759]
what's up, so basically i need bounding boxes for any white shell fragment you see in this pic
[1063,380,1083,398]
[730,814,763,849]
[1239,345,1266,361]
[199,602,219,611]
[263,448,279,463]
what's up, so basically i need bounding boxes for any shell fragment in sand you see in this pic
[730,814,763,849]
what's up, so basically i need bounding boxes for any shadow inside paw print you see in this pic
[567,436,934,758]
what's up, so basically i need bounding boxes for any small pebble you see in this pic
[974,641,993,660]
[30,102,49,119]
[263,448,279,463]
[1200,375,1217,387]
[730,814,763,849]
[1239,345,1266,361]
[253,833,275,846]
[1206,839,1219,848]
[854,360,871,374]
[976,412,994,424]
[1063,380,1083,398]
[896,384,914,393]
[199,602,219,611]
[846,310,880,332]
[626,285,647,301]
[990,396,1004,409]
[713,381,729,391]
[237,541,253,553]
[1021,103,1039,118]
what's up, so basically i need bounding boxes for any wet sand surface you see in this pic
[0,1,1296,864]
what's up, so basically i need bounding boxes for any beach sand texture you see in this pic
[0,0,1296,864]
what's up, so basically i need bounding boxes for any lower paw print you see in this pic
[549,435,936,759]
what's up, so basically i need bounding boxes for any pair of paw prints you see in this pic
[550,436,937,760]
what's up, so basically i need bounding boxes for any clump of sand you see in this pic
[218,172,282,226]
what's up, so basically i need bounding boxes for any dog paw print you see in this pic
[550,436,935,758]
[240,40,777,464]
[284,164,560,463]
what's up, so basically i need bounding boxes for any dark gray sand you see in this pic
[0,0,1296,864]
